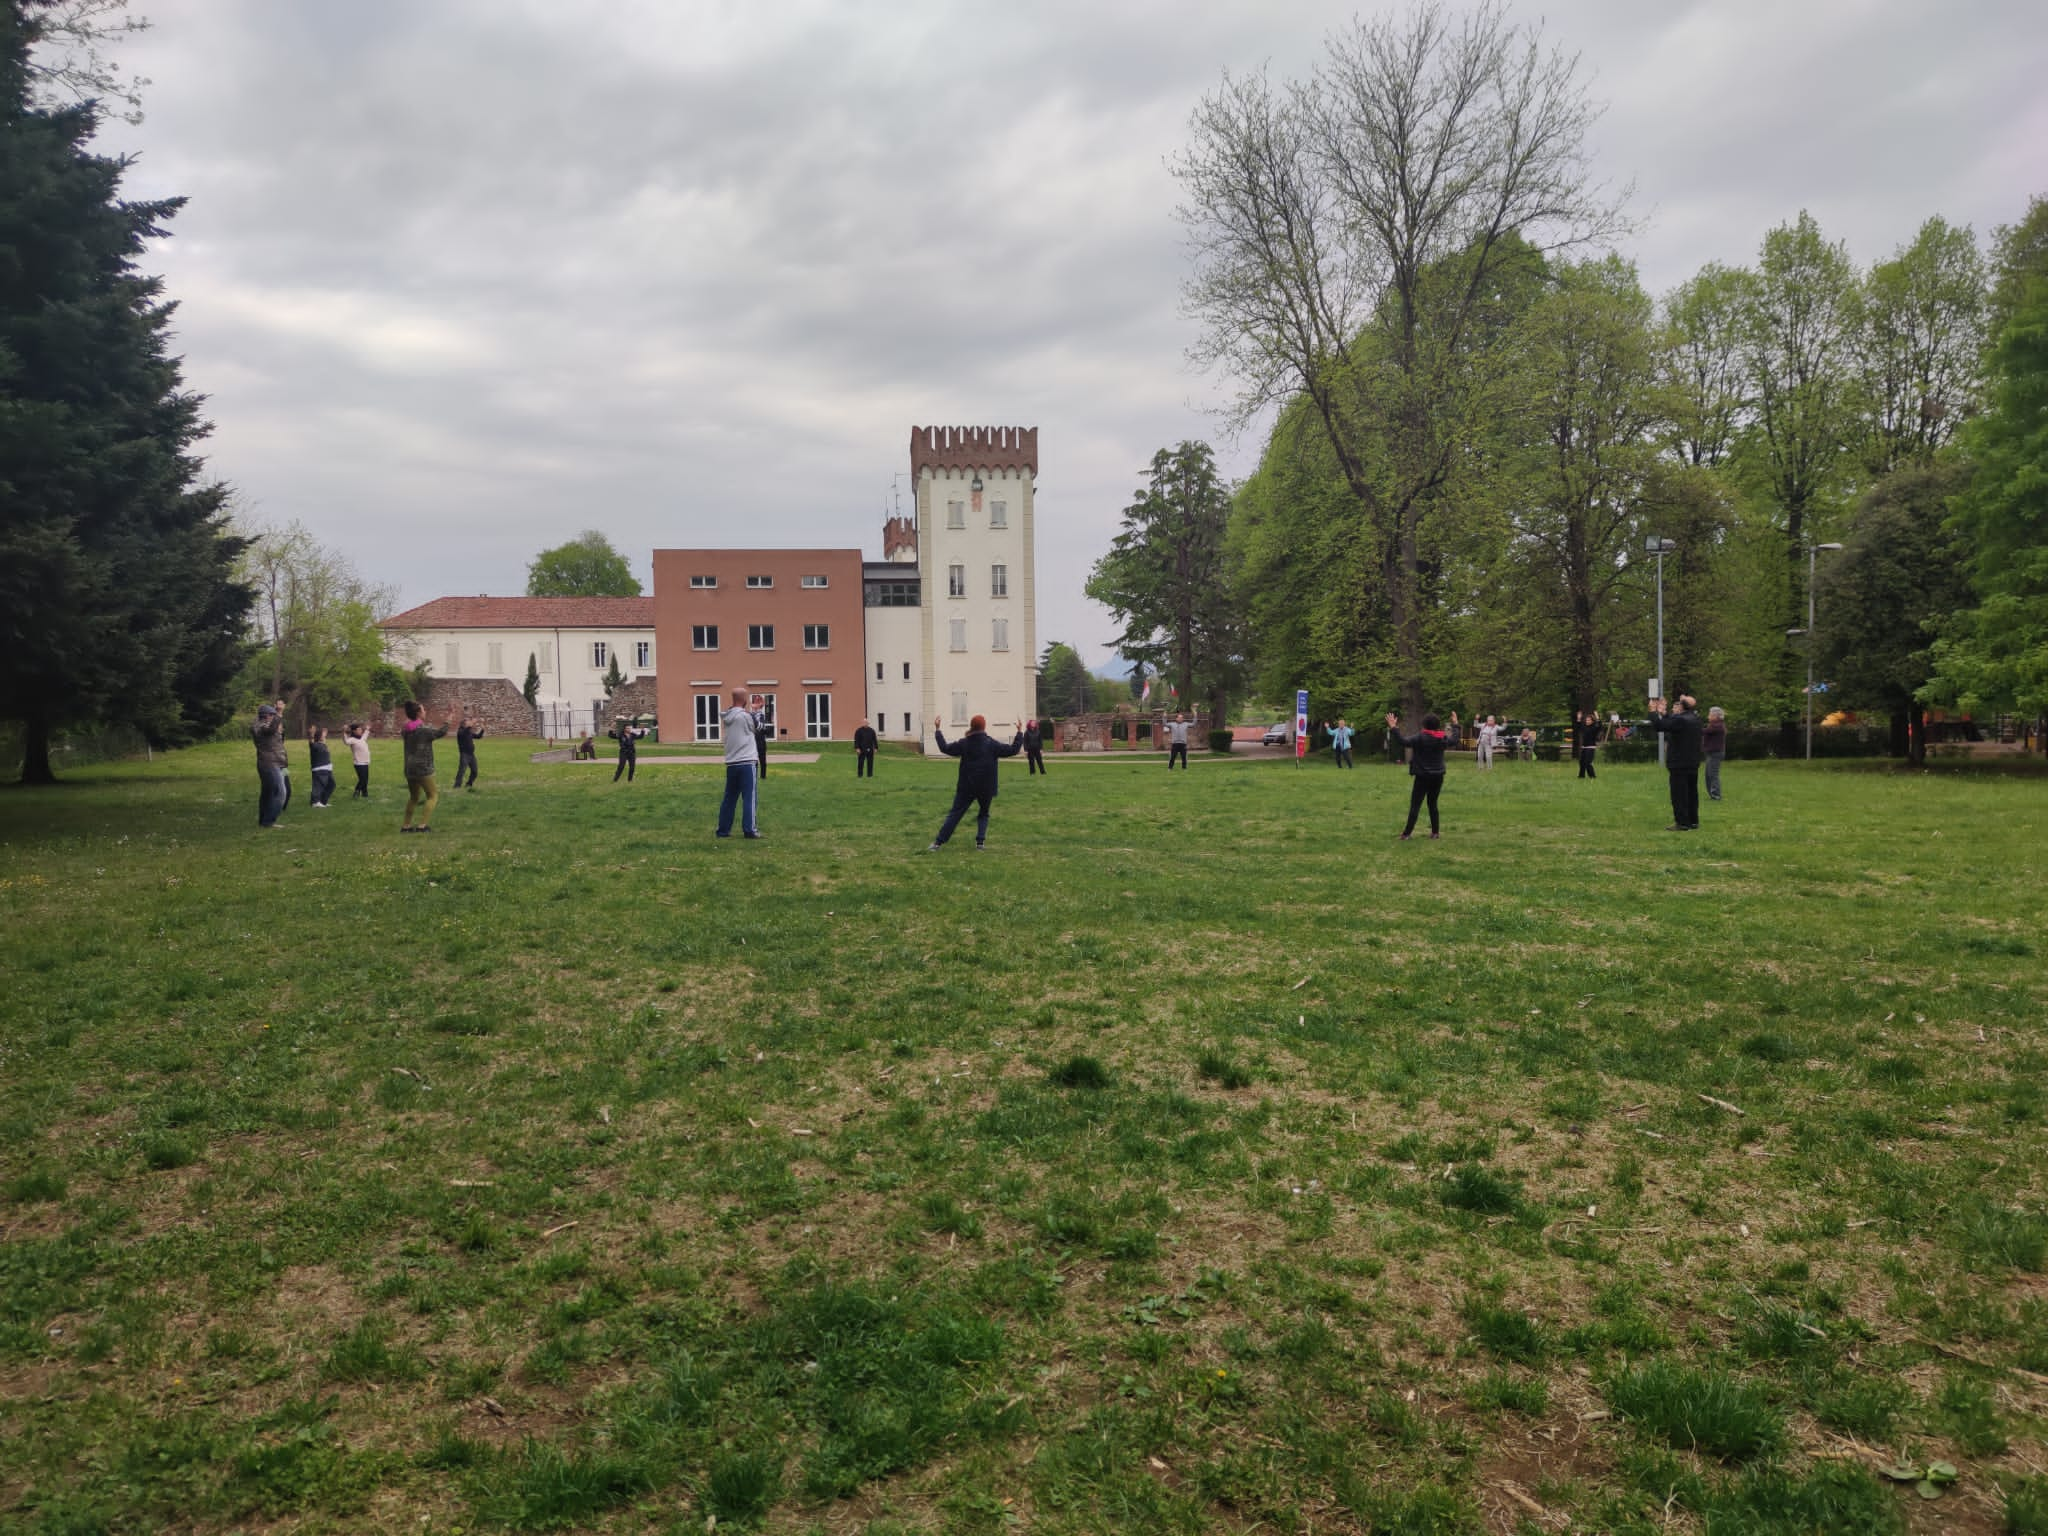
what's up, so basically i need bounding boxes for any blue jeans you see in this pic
[717,761,758,836]
[257,764,286,826]
[934,790,992,846]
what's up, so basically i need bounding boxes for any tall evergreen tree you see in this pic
[0,1,249,781]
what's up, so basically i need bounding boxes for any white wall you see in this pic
[382,625,655,705]
[864,604,923,739]
[917,465,1037,751]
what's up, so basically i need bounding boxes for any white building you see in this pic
[379,596,655,734]
[862,516,923,741]
[909,425,1038,752]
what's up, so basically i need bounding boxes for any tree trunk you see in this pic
[1392,509,1424,724]
[1888,711,1909,759]
[20,714,55,785]
[1907,705,1927,768]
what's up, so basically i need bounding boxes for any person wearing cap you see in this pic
[251,700,288,828]
[927,712,1023,851]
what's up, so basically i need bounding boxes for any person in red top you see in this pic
[1385,712,1450,839]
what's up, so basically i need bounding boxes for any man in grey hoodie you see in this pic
[717,687,762,839]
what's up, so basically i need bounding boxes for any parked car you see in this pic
[1261,721,1291,746]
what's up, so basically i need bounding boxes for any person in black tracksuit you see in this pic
[854,718,878,778]
[1575,710,1603,779]
[1642,695,1704,830]
[454,718,485,789]
[927,713,1023,850]
[1023,719,1047,775]
[611,719,645,782]
[1385,711,1449,839]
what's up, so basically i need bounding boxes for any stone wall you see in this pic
[1051,706,1212,752]
[311,677,538,738]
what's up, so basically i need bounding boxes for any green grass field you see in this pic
[2,740,2045,1534]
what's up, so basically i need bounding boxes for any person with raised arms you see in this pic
[926,713,1023,852]
[1385,711,1451,841]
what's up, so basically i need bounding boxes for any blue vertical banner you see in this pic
[1295,689,1309,762]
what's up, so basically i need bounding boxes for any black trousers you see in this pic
[1334,747,1353,768]
[614,753,635,783]
[311,768,335,805]
[455,750,478,788]
[1026,748,1045,775]
[1577,747,1597,779]
[934,790,993,846]
[1168,743,1188,769]
[352,763,369,797]
[856,749,874,778]
[1403,773,1443,835]
[1668,765,1700,828]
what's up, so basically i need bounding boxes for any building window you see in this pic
[947,564,965,598]
[487,642,504,674]
[949,618,966,652]
[591,641,608,669]
[902,661,910,681]
[801,575,828,589]
[694,694,722,741]
[946,499,965,529]
[903,712,912,735]
[538,641,553,672]
[746,575,773,589]
[756,695,776,733]
[991,499,1007,528]
[692,625,718,650]
[992,618,1009,651]
[748,624,774,650]
[875,661,883,682]
[991,564,1007,598]
[690,574,717,589]
[635,641,652,668]
[866,579,918,607]
[803,624,829,650]
[950,691,968,725]
[805,692,832,740]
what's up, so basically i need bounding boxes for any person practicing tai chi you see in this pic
[1642,694,1704,831]
[306,725,336,807]
[400,699,454,833]
[854,717,878,778]
[1573,710,1603,778]
[1023,718,1047,775]
[1385,711,1451,840]
[252,700,289,828]
[611,716,647,783]
[1474,715,1498,769]
[1702,706,1728,801]
[344,720,373,798]
[716,688,762,839]
[1330,717,1356,768]
[927,713,1023,851]
[750,695,771,780]
[453,713,486,789]
[1166,711,1191,769]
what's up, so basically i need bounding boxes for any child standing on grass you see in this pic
[1386,711,1450,840]
[400,700,452,833]
[307,726,335,806]
[345,721,372,798]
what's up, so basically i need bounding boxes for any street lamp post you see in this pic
[1793,541,1846,761]
[1646,537,1678,767]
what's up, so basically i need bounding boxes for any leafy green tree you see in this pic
[0,2,251,782]
[1860,216,1987,474]
[1927,196,2048,724]
[1814,463,1973,763]
[1084,441,1243,719]
[526,530,641,597]
[1037,641,1090,717]
[1660,263,1753,469]
[1175,6,1619,724]
[522,652,541,706]
[238,520,394,727]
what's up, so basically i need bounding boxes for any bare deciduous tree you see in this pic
[23,0,150,124]
[1175,0,1624,722]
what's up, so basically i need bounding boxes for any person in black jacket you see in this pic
[1023,719,1047,774]
[1574,710,1603,779]
[927,713,1023,851]
[1385,711,1450,839]
[1643,695,1704,830]
[453,716,486,789]
[611,717,646,782]
[854,718,878,778]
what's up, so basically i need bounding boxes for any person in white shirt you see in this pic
[1166,712,1191,769]
[344,721,373,798]
[1475,716,1498,769]
[716,687,761,839]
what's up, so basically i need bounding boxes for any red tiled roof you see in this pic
[380,596,654,630]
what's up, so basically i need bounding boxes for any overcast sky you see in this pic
[93,0,2044,668]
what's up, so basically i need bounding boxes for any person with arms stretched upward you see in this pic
[1385,712,1451,840]
[927,713,1023,851]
